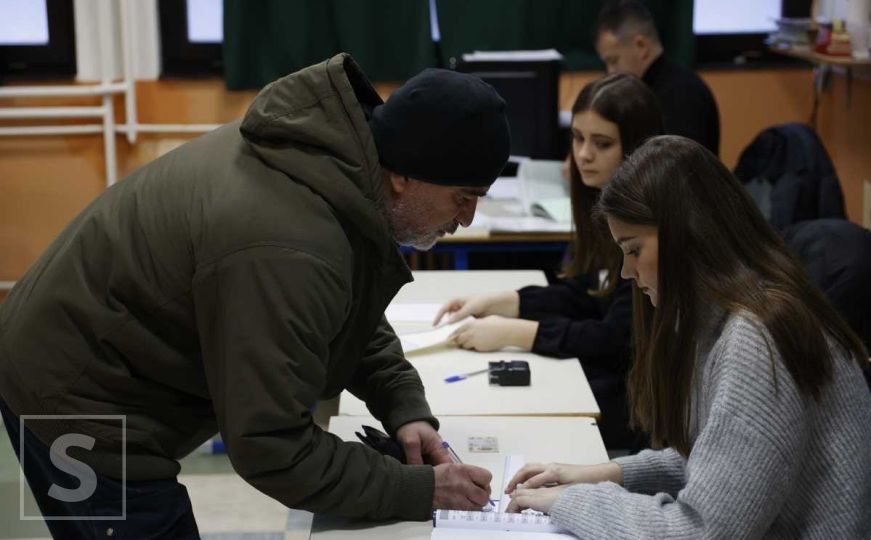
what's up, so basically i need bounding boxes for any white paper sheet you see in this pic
[433,531,574,540]
[461,49,565,62]
[485,177,521,200]
[385,303,443,324]
[487,217,571,233]
[498,455,527,513]
[398,318,470,353]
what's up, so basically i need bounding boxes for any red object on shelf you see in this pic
[816,20,853,57]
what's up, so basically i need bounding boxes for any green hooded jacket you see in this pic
[0,54,437,520]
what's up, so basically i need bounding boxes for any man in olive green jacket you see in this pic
[0,54,510,537]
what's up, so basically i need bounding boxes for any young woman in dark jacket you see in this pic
[434,73,663,448]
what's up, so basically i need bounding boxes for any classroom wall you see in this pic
[561,67,870,226]
[1,68,869,301]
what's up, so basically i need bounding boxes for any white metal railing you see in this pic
[0,83,127,98]
[0,0,221,291]
[0,0,222,183]
[0,106,106,119]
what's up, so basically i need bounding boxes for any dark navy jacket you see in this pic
[735,123,847,231]
[781,219,871,351]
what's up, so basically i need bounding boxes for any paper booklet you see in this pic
[517,159,571,224]
[433,509,561,533]
[432,456,573,538]
[474,214,572,234]
[530,197,572,223]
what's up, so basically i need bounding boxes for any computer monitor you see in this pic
[455,58,562,161]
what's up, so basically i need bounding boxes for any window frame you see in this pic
[157,0,223,78]
[0,0,77,80]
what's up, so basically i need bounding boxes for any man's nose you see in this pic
[457,198,478,227]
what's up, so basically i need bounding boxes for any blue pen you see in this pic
[444,367,488,383]
[442,441,496,508]
[196,436,226,454]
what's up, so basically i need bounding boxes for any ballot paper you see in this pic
[385,303,443,325]
[398,319,469,353]
[497,454,526,513]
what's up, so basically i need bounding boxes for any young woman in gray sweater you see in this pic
[505,136,871,538]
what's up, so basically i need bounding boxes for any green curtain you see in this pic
[222,0,694,89]
[223,0,434,90]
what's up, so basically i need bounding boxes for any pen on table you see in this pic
[196,436,226,454]
[444,367,488,383]
[442,441,496,508]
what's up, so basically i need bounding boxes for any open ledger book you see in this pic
[433,510,569,537]
[432,455,573,539]
[518,159,571,223]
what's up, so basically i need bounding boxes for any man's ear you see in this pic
[635,35,651,60]
[386,171,410,196]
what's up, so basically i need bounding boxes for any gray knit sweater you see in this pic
[550,311,871,538]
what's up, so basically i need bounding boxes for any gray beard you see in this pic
[380,192,442,251]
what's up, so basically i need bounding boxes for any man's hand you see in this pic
[449,316,538,352]
[395,420,450,465]
[433,463,493,510]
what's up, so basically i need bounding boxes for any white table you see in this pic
[393,270,547,303]
[339,346,600,418]
[309,415,608,540]
[356,269,601,418]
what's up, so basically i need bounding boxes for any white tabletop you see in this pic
[310,415,608,540]
[339,346,600,418]
[393,270,546,303]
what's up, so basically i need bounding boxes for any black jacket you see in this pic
[0,54,437,520]
[735,123,847,230]
[781,219,871,351]
[518,273,634,447]
[642,55,720,156]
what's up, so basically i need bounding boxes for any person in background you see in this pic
[434,74,663,449]
[505,136,870,538]
[595,0,720,156]
[0,54,509,537]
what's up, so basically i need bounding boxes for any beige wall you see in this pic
[1,68,869,301]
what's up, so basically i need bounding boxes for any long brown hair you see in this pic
[595,135,868,456]
[565,73,663,297]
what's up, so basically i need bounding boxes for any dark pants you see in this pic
[0,397,200,539]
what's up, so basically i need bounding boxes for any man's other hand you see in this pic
[395,420,450,465]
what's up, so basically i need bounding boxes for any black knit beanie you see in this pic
[369,68,510,187]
